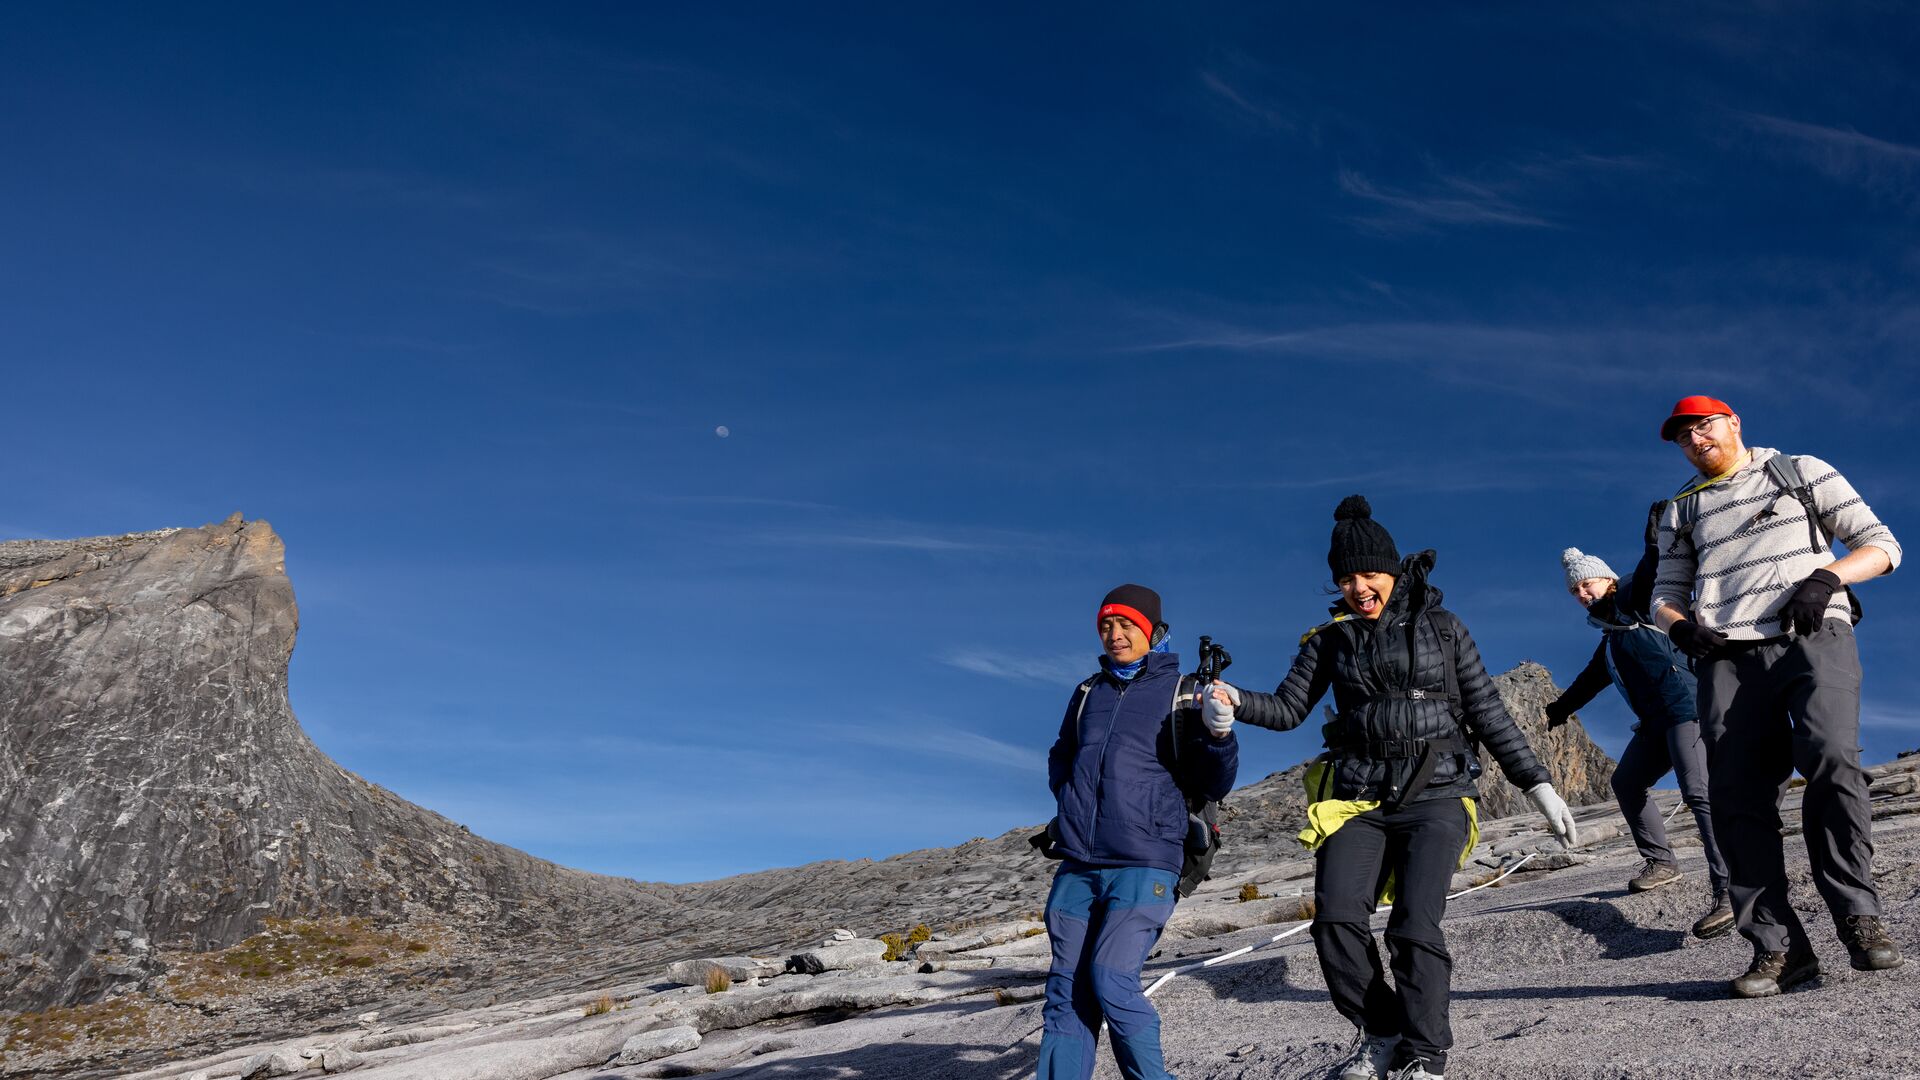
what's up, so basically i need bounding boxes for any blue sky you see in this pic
[4,5,1917,881]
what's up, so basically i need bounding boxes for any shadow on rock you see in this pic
[1535,899,1688,959]
[1186,952,1327,1005]
[1455,978,1725,1003]
[607,1041,1037,1080]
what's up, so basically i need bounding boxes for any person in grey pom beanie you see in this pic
[1545,535,1732,940]
[1560,548,1618,592]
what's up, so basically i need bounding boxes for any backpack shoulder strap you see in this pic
[1169,674,1194,768]
[1070,676,1097,743]
[1763,453,1830,554]
[1426,609,1466,724]
[1667,476,1705,555]
[1300,613,1358,646]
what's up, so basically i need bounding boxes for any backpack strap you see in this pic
[1429,609,1464,722]
[1668,478,1704,556]
[1070,676,1097,744]
[1299,613,1359,646]
[1762,453,1831,555]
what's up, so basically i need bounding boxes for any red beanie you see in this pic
[1097,583,1162,636]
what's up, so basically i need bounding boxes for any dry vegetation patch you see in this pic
[0,995,153,1061]
[171,917,434,997]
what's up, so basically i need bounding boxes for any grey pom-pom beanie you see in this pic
[1561,547,1618,590]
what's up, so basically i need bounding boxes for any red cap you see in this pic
[1097,603,1154,636]
[1660,395,1734,441]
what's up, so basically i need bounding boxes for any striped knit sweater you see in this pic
[1652,447,1902,640]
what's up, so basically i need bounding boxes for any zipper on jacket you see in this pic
[1086,675,1133,854]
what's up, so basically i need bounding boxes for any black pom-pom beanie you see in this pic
[1328,494,1402,578]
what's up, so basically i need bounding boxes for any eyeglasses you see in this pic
[1674,414,1728,442]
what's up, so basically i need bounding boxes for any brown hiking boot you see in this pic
[1838,915,1904,971]
[1731,945,1819,998]
[1627,858,1683,893]
[1692,891,1735,940]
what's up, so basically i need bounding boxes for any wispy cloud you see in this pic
[1336,152,1653,235]
[941,649,1089,686]
[1862,703,1920,732]
[1735,111,1920,209]
[746,519,1076,557]
[818,720,1046,775]
[1339,170,1558,231]
[1118,302,1920,409]
[1199,71,1293,130]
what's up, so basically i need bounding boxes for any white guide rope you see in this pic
[1140,851,1539,1000]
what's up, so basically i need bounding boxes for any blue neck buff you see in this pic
[1103,637,1171,680]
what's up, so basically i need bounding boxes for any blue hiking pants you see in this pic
[1036,860,1179,1080]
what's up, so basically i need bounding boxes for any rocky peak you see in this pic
[0,516,671,1012]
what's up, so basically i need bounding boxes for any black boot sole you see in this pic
[1847,952,1904,972]
[1692,918,1736,941]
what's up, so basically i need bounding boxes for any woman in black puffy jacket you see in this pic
[1207,495,1576,1080]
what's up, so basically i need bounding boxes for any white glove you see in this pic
[1201,681,1240,738]
[1526,783,1578,847]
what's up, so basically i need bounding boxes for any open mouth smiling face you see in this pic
[1338,571,1396,620]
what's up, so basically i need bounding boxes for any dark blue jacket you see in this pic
[1046,651,1239,875]
[1555,542,1698,729]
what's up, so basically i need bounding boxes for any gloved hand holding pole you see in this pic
[1527,782,1578,847]
[1202,681,1239,739]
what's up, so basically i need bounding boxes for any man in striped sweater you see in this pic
[1649,394,1904,999]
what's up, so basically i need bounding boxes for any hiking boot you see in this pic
[1730,944,1819,998]
[1627,858,1683,893]
[1692,891,1736,940]
[1388,1061,1445,1080]
[1335,1031,1400,1080]
[1838,915,1904,971]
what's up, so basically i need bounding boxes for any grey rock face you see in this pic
[611,1026,701,1066]
[664,957,772,987]
[237,1049,303,1079]
[785,939,889,974]
[1475,660,1616,819]
[0,516,673,1011]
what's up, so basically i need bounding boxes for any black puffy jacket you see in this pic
[1235,550,1550,804]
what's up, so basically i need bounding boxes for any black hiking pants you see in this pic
[1612,715,1729,894]
[1697,620,1880,954]
[1311,796,1470,1074]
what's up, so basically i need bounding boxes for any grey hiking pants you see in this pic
[1612,717,1729,893]
[1697,619,1880,953]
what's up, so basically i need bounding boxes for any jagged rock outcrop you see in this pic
[1480,660,1615,817]
[0,516,676,1011]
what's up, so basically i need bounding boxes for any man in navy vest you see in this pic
[1038,584,1238,1080]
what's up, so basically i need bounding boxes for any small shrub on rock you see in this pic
[907,924,932,943]
[880,932,908,961]
[705,968,731,994]
[583,994,614,1017]
[1238,883,1265,903]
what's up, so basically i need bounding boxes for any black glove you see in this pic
[1669,619,1728,659]
[1779,568,1843,636]
[1543,699,1574,729]
[1028,817,1066,860]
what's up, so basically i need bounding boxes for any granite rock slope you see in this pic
[64,759,1920,1080]
[0,517,1620,1074]
[0,517,676,1012]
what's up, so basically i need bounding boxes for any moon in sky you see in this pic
[715,425,730,438]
